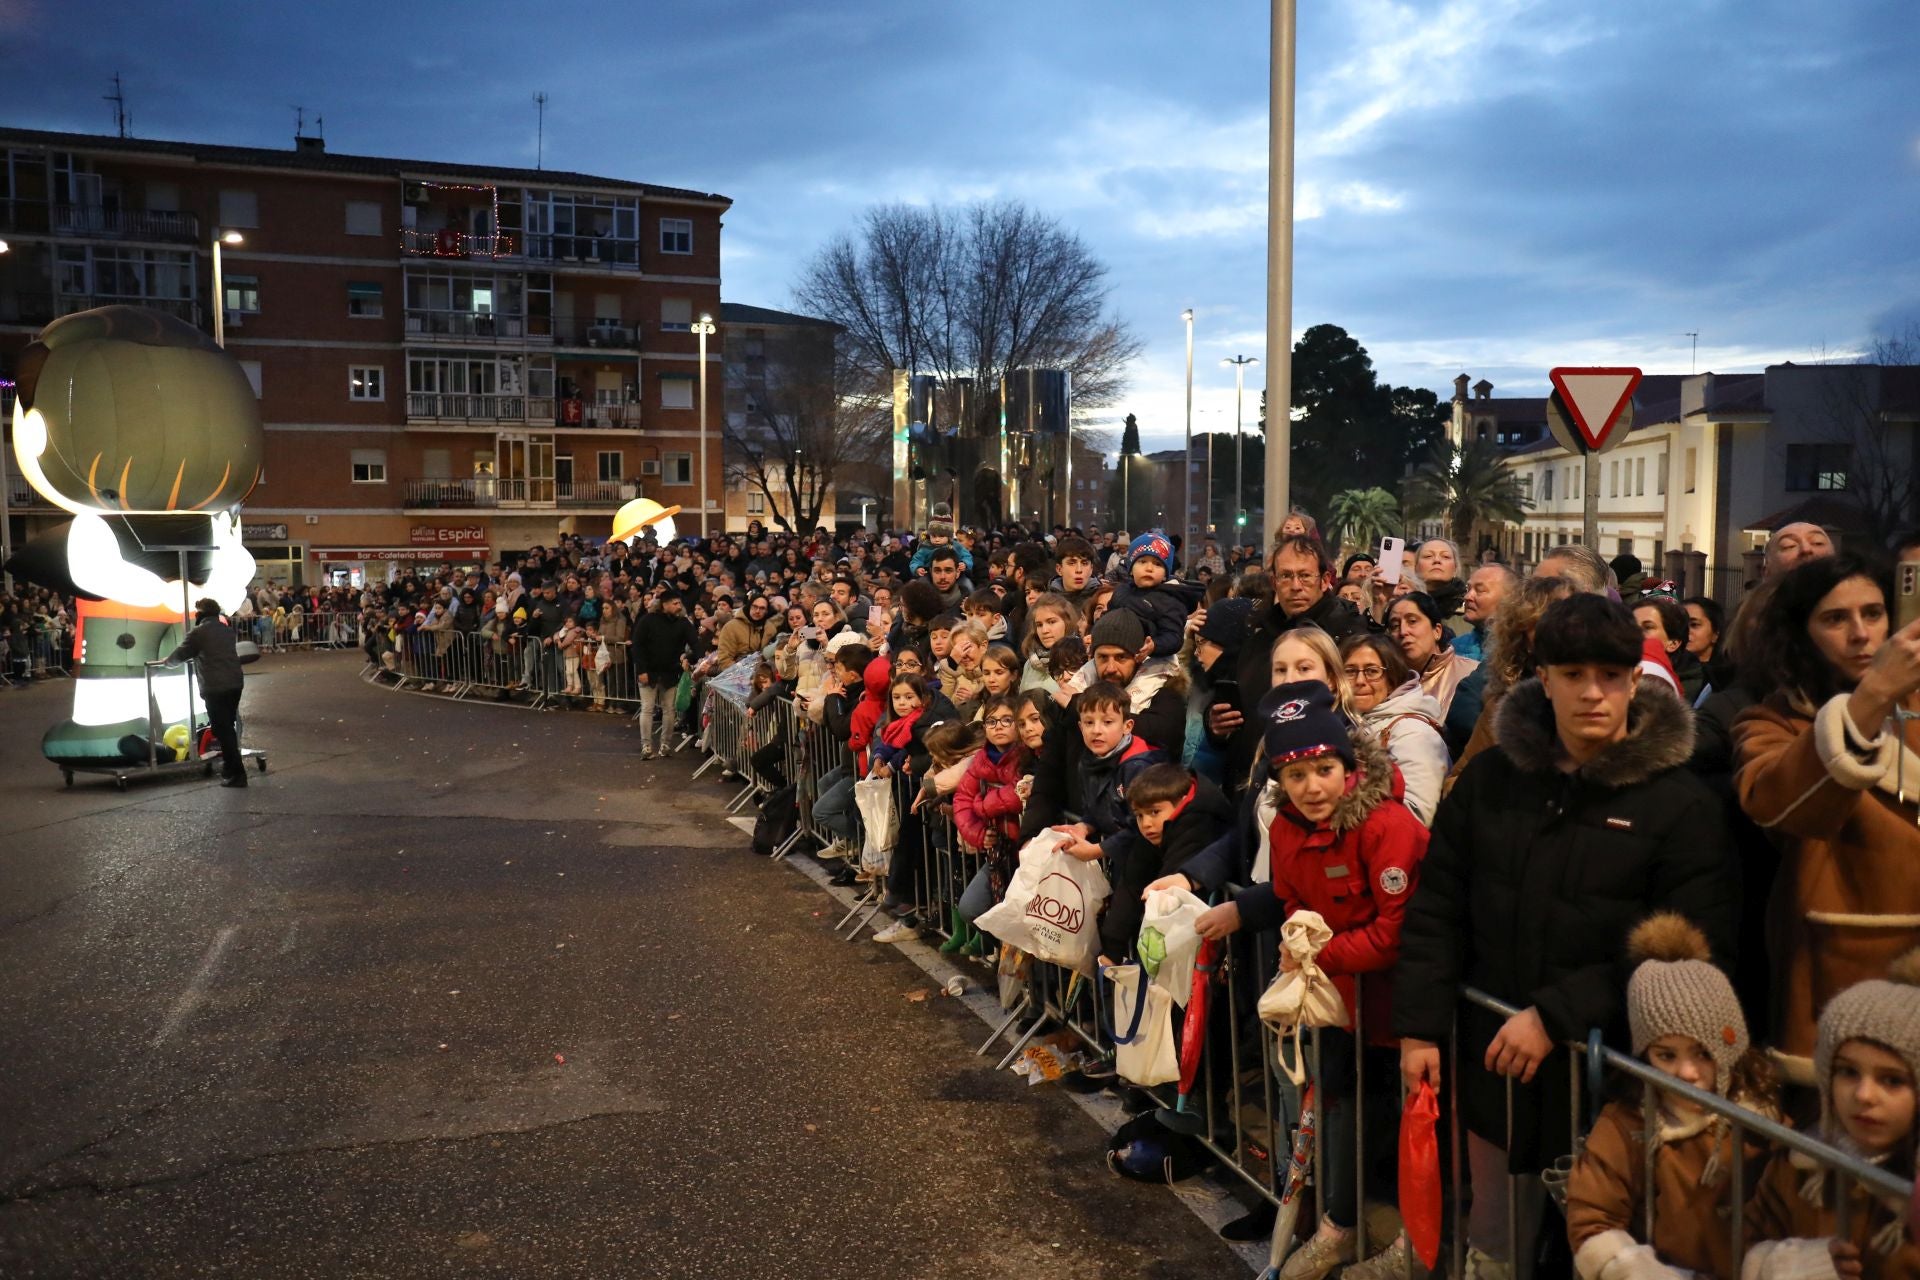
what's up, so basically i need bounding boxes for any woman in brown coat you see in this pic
[1734,554,1920,1081]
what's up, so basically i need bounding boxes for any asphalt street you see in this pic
[0,653,1247,1279]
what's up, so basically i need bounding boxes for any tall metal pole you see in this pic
[1182,308,1194,550]
[693,313,717,539]
[212,232,227,348]
[1224,355,1258,546]
[1122,452,1129,530]
[1263,0,1297,546]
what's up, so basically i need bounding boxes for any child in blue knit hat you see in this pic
[1108,531,1204,660]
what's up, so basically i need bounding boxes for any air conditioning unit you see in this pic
[404,183,428,205]
[640,460,661,477]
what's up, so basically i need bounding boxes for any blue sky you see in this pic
[6,0,1917,452]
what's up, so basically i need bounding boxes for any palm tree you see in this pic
[1402,438,1532,546]
[1327,486,1403,558]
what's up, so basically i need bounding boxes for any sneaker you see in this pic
[1462,1248,1512,1280]
[641,748,655,760]
[1344,1235,1429,1280]
[1278,1226,1355,1280]
[872,921,920,944]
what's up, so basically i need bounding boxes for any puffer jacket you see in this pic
[1230,737,1429,1044]
[1392,679,1736,1173]
[1733,691,1920,1079]
[1352,678,1450,825]
[1100,776,1235,963]
[952,743,1027,852]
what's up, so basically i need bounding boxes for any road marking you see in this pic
[152,925,238,1047]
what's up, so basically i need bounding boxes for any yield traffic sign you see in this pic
[1547,367,1642,453]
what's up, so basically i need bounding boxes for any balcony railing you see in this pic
[56,295,203,325]
[400,228,518,259]
[8,475,47,508]
[403,310,534,342]
[401,477,633,510]
[520,234,640,268]
[551,319,638,349]
[405,393,555,426]
[53,205,200,242]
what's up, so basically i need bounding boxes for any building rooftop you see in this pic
[719,302,836,329]
[0,126,730,206]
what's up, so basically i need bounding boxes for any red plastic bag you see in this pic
[1398,1080,1442,1270]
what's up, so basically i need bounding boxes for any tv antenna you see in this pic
[533,91,549,170]
[104,72,131,138]
[293,105,306,137]
[1681,331,1699,374]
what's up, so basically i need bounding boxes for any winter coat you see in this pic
[953,743,1027,852]
[713,614,779,672]
[1352,678,1451,825]
[1567,1096,1779,1280]
[1061,658,1188,759]
[1220,591,1373,794]
[1108,577,1205,658]
[632,610,694,683]
[1392,679,1736,1172]
[1081,735,1166,846]
[846,658,890,774]
[1230,738,1429,1044]
[1744,1144,1920,1280]
[1418,646,1482,728]
[1100,777,1235,963]
[1020,671,1179,838]
[1733,692,1920,1079]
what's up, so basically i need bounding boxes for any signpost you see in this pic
[1545,366,1642,550]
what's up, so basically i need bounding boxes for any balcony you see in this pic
[400,228,518,260]
[403,309,538,344]
[521,234,640,270]
[406,392,554,428]
[551,318,638,350]
[53,205,200,242]
[401,477,633,510]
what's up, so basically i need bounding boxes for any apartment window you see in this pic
[1684,448,1698,493]
[660,218,693,254]
[660,298,692,332]
[348,365,385,401]
[347,281,384,317]
[1786,443,1850,492]
[238,360,262,397]
[344,201,382,236]
[1542,468,1554,501]
[350,448,387,483]
[218,189,258,229]
[224,274,260,315]
[1609,459,1619,497]
[663,452,693,485]
[597,450,623,482]
[1657,451,1669,496]
[660,374,694,409]
[747,491,766,514]
[1653,540,1665,569]
[1635,456,1646,496]
[146,181,181,212]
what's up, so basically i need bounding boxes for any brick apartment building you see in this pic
[0,127,729,587]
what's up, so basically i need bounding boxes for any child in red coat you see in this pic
[1191,681,1430,1280]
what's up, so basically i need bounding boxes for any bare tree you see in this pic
[1808,326,1920,546]
[795,201,1142,429]
[723,335,890,533]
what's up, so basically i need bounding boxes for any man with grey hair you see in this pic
[1532,543,1613,594]
[1455,562,1518,662]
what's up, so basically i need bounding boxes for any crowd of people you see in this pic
[640,506,1915,1280]
[0,584,75,682]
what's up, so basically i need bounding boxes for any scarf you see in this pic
[879,707,923,750]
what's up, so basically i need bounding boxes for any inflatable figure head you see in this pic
[13,305,264,516]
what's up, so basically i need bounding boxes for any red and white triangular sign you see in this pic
[1549,367,1642,451]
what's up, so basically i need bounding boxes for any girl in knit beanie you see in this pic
[1745,949,1920,1280]
[1565,913,1781,1280]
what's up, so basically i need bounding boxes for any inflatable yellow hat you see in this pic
[611,497,681,543]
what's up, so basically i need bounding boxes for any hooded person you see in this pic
[1184,596,1256,786]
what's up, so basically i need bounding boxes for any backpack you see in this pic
[752,785,798,857]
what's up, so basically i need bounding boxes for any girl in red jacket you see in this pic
[1192,681,1431,1280]
[952,694,1030,947]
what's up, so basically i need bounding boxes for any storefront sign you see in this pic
[315,547,491,562]
[409,525,487,546]
[242,523,290,541]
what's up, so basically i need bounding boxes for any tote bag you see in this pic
[1137,887,1209,1002]
[1104,962,1179,1086]
[853,776,898,874]
[974,830,1110,976]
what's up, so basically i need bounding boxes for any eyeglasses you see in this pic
[1273,571,1322,585]
[1343,665,1386,681]
[984,716,1017,727]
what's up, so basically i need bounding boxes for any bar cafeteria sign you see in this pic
[410,525,487,546]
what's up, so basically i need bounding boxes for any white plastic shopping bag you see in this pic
[853,776,898,874]
[1255,909,1351,1083]
[1104,962,1180,1086]
[1137,886,1209,1002]
[974,830,1111,976]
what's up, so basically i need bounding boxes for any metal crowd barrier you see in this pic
[244,609,364,651]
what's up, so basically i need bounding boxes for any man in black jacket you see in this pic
[1208,535,1371,794]
[631,596,694,757]
[1392,595,1733,1275]
[164,598,249,787]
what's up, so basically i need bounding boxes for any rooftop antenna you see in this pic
[1682,331,1699,374]
[315,114,324,142]
[104,72,130,138]
[292,105,305,138]
[533,91,549,170]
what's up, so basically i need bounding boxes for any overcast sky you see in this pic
[7,0,1917,452]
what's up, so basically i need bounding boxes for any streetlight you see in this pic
[211,228,243,347]
[692,312,717,540]
[1182,308,1194,551]
[1223,355,1259,546]
[1264,0,1298,544]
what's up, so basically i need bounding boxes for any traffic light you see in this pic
[1235,510,1248,527]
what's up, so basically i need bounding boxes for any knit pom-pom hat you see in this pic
[1625,913,1748,1097]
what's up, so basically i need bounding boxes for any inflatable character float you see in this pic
[6,306,263,764]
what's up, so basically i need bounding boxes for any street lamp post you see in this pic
[1182,308,1194,550]
[692,312,717,540]
[1264,0,1298,545]
[1223,355,1259,546]
[211,229,243,348]
[0,238,11,590]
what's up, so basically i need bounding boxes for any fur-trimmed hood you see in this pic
[1260,734,1401,837]
[1494,677,1694,787]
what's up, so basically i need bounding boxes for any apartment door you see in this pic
[497,433,528,505]
[527,434,555,505]
[554,454,574,502]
